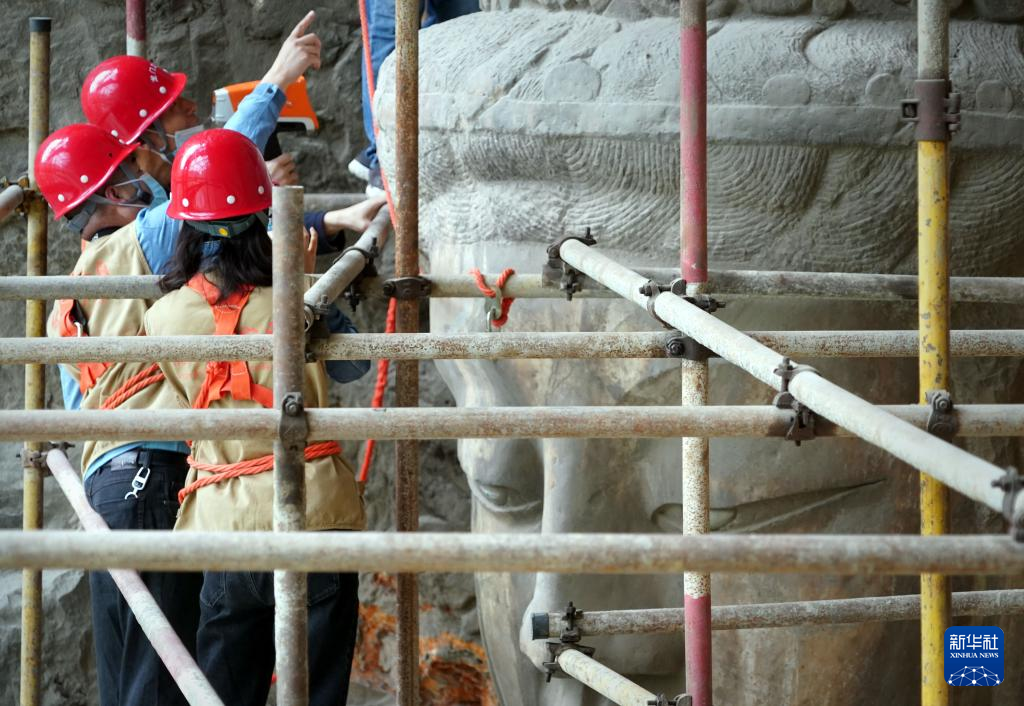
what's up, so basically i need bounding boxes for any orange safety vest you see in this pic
[176,274,340,503]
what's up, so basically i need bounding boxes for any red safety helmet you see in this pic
[81,55,187,144]
[167,129,272,221]
[35,123,139,219]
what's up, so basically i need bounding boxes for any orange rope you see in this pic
[178,441,342,504]
[358,297,397,483]
[469,267,516,328]
[100,363,165,410]
[356,0,402,483]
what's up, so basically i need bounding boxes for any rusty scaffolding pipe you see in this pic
[46,450,224,706]
[5,329,1024,365]
[125,0,146,57]
[20,17,50,706]
[556,649,661,706]
[271,186,309,705]
[1,531,1022,576]
[302,205,390,319]
[393,1,421,703]
[533,589,1024,637]
[5,270,1024,304]
[556,240,1024,523]
[680,0,711,698]
[2,405,1024,442]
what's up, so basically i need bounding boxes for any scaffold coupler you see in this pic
[542,601,594,682]
[773,357,817,445]
[543,228,597,300]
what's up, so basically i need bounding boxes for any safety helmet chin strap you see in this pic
[185,211,270,239]
[64,163,153,235]
[142,119,175,162]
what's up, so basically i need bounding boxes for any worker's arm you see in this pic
[133,12,322,274]
[324,306,371,384]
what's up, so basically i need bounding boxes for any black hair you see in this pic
[159,220,273,302]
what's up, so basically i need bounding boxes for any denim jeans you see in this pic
[360,0,480,167]
[197,569,360,706]
[84,449,202,706]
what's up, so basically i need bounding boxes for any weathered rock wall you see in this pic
[0,3,476,704]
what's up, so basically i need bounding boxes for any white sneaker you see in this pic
[347,157,370,182]
[365,184,386,198]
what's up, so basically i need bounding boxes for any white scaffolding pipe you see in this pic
[45,450,224,706]
[558,239,1024,522]
[555,649,660,706]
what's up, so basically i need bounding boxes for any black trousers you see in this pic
[197,568,360,706]
[84,449,202,706]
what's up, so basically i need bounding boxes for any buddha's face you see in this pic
[426,242,950,705]
[376,8,1024,702]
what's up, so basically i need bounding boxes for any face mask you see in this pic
[139,173,168,205]
[145,121,208,161]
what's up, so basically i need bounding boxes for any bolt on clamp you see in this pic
[773,357,818,445]
[340,237,380,313]
[18,441,73,473]
[925,389,957,440]
[541,601,595,682]
[542,228,597,301]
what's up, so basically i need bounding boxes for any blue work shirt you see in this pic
[61,82,287,479]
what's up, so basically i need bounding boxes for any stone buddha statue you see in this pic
[375,1,1024,703]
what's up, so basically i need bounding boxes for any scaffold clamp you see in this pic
[925,389,957,440]
[900,79,961,141]
[279,392,309,450]
[542,601,595,681]
[640,278,724,328]
[773,357,818,445]
[382,275,431,300]
[340,237,379,313]
[543,228,597,301]
[991,467,1024,543]
[664,333,716,361]
[17,441,73,474]
[648,695,692,706]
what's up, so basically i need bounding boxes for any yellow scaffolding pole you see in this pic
[20,17,49,706]
[914,2,954,704]
[918,138,951,706]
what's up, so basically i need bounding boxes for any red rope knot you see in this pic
[469,267,516,329]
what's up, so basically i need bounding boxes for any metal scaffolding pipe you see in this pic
[0,183,24,222]
[125,0,146,57]
[21,17,50,706]
[680,0,711,697]
[46,450,224,706]
[917,1,953,702]
[533,589,1024,637]
[302,205,390,317]
[394,1,422,703]
[556,649,659,706]
[4,329,1024,365]
[5,270,1024,305]
[706,269,1024,305]
[2,404,1024,442]
[271,185,309,705]
[557,240,1024,522]
[1,531,1022,576]
[303,192,368,211]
